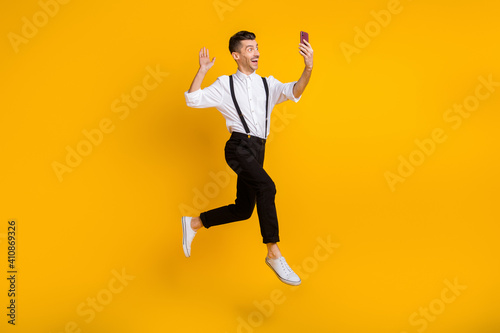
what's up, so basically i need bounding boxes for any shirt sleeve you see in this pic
[267,75,301,105]
[184,77,224,108]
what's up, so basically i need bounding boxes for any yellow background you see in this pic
[1,0,499,332]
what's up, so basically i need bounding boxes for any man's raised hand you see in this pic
[187,47,215,93]
[199,47,216,71]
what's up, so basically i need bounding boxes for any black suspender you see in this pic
[229,75,250,135]
[262,76,269,138]
[229,75,269,138]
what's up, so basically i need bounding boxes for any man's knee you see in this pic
[234,205,254,220]
[240,208,254,220]
[233,200,255,220]
[260,180,276,195]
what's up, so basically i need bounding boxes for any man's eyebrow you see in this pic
[245,44,258,49]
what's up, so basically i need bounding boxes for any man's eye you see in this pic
[248,48,253,52]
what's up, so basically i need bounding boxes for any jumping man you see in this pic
[182,30,313,286]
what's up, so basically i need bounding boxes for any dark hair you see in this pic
[229,31,256,54]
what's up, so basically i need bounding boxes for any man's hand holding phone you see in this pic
[199,47,216,72]
[299,31,313,71]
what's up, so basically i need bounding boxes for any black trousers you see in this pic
[200,132,280,244]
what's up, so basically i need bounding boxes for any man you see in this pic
[182,31,313,286]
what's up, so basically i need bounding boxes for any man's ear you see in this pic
[232,52,239,61]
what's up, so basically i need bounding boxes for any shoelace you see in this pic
[278,257,293,275]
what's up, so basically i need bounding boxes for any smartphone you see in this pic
[300,31,309,44]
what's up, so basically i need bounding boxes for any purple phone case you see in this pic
[300,31,309,43]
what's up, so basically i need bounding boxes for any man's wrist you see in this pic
[304,65,313,72]
[198,67,209,75]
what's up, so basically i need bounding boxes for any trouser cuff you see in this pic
[263,236,280,244]
[199,212,209,229]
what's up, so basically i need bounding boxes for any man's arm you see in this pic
[188,47,216,93]
[293,40,314,99]
[185,47,223,108]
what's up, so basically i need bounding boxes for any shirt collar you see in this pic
[235,69,258,82]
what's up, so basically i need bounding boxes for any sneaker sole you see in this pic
[265,259,301,286]
[182,216,190,257]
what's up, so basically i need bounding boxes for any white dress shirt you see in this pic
[184,69,301,139]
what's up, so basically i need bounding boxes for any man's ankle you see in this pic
[267,254,281,260]
[190,217,202,231]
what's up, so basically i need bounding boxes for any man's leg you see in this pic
[199,174,256,228]
[250,141,301,286]
[183,170,256,257]
[182,137,258,258]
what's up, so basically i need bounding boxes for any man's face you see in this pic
[233,40,260,72]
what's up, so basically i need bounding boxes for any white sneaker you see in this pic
[182,216,197,257]
[265,256,301,286]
